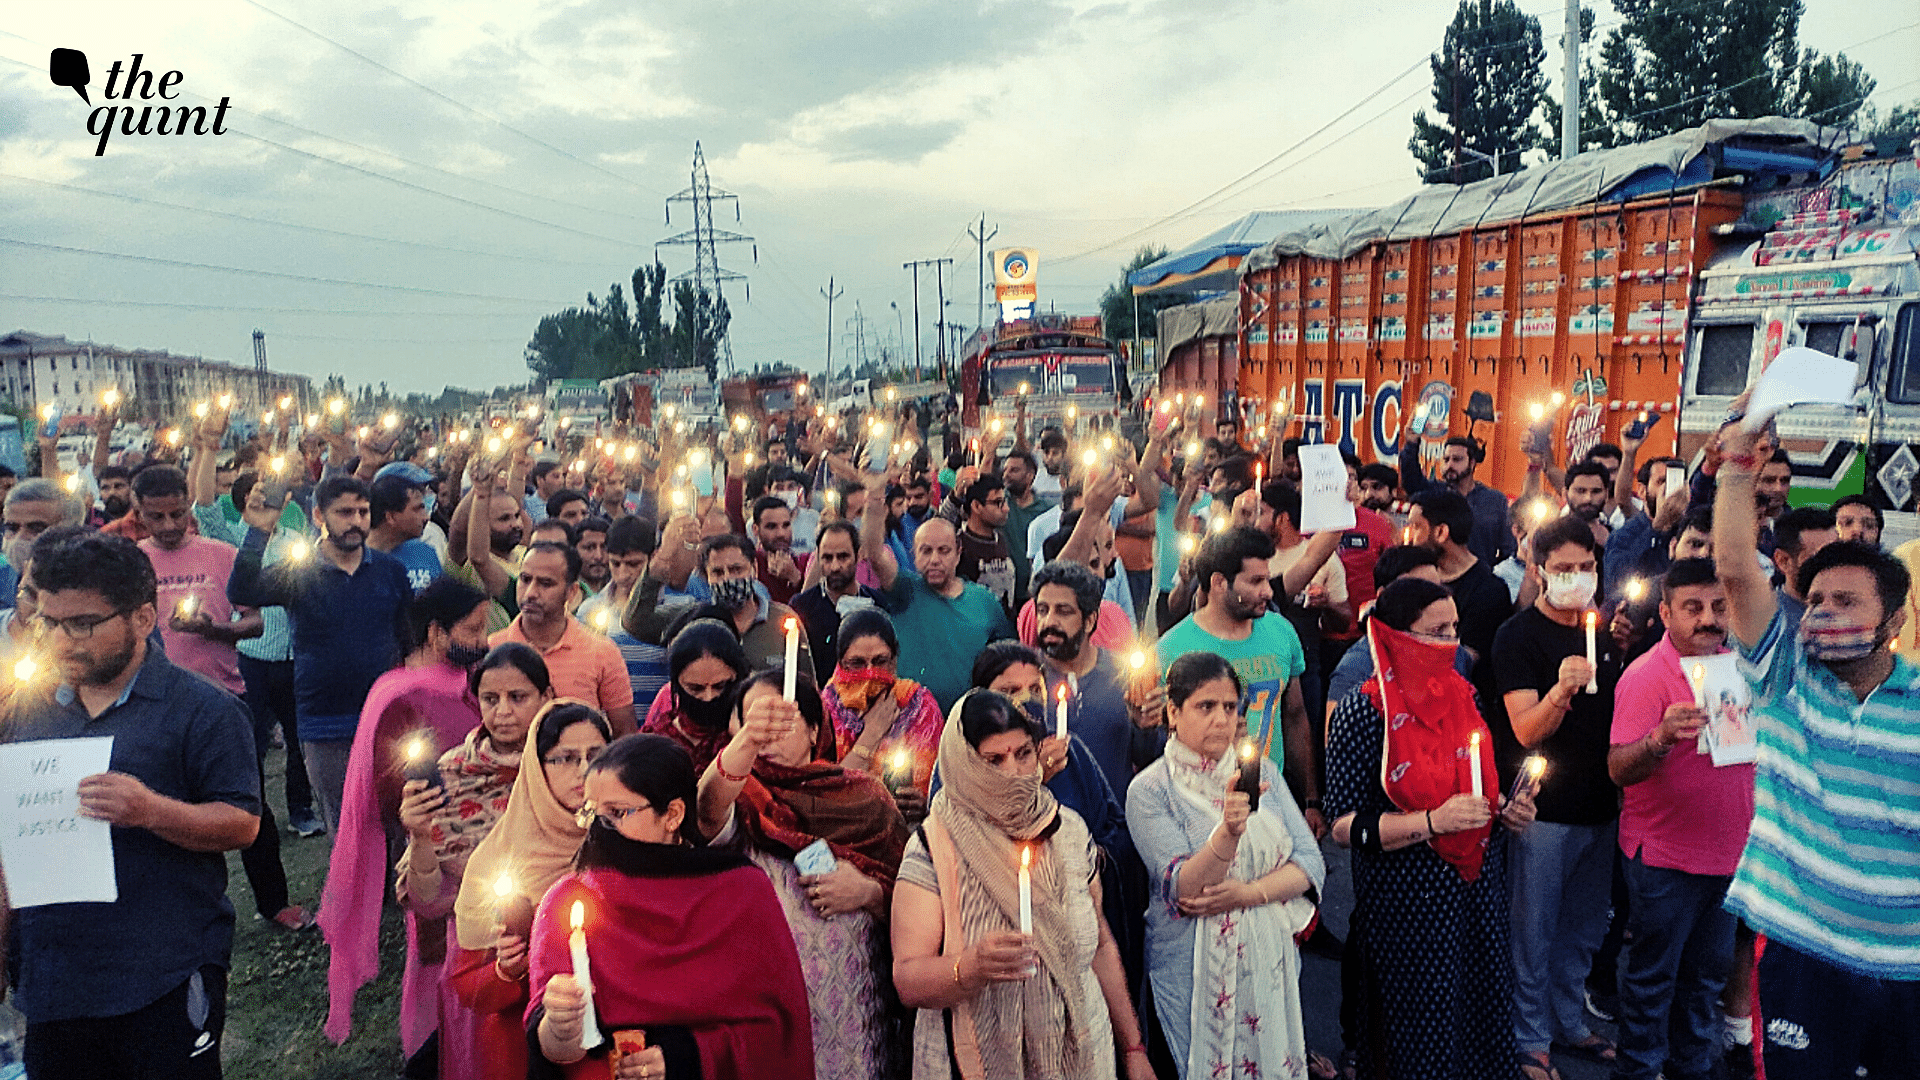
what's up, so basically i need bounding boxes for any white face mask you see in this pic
[1544,570,1597,611]
[776,489,800,510]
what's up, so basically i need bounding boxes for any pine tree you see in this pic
[1409,0,1550,183]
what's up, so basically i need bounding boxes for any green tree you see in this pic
[524,261,727,381]
[1409,0,1550,182]
[1870,99,1920,140]
[1099,246,1190,347]
[1792,50,1877,128]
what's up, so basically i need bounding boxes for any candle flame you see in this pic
[305,413,318,427]
[270,455,285,474]
[1101,435,1114,451]
[890,748,911,773]
[165,429,182,447]
[279,395,293,410]
[1690,662,1705,685]
[493,874,514,898]
[102,389,120,407]
[407,736,428,762]
[1527,755,1547,779]
[382,412,398,429]
[1179,534,1197,554]
[1238,738,1255,763]
[217,393,233,409]
[1017,382,1030,396]
[193,402,210,419]
[1056,684,1068,703]
[1469,729,1481,750]
[1530,500,1552,523]
[63,474,79,493]
[570,900,585,931]
[261,411,275,426]
[13,657,37,682]
[1128,649,1146,671]
[328,399,345,415]
[1184,440,1200,459]
[38,404,52,421]
[1159,400,1171,414]
[784,617,798,633]
[1585,611,1597,628]
[1021,846,1031,870]
[1081,449,1097,467]
[1625,578,1646,602]
[593,608,610,631]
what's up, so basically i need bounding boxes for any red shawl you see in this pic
[527,856,815,1080]
[1362,621,1497,881]
[738,756,908,888]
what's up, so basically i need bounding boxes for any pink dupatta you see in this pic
[321,662,480,1050]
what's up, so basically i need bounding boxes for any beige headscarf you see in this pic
[924,690,1095,1078]
[452,700,595,951]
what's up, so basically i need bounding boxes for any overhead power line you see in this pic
[246,0,662,198]
[0,293,538,317]
[0,237,562,304]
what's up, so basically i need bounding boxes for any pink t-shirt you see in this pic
[1610,634,1755,876]
[141,535,247,696]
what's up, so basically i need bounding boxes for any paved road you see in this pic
[1300,836,1616,1080]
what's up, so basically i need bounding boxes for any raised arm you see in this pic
[464,457,514,598]
[859,465,901,590]
[1712,403,1776,650]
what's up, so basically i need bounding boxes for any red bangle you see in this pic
[1125,1044,1148,1057]
[715,755,751,783]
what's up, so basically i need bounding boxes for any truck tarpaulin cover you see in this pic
[1242,118,1823,269]
[1157,295,1240,358]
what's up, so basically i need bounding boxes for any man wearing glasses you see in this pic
[3,527,261,1080]
[938,470,1017,615]
[1,479,84,610]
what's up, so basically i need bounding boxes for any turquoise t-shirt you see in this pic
[885,569,1015,715]
[1157,612,1306,766]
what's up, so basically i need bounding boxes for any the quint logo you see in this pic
[49,48,232,157]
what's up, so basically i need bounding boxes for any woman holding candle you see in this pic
[694,666,908,1077]
[1323,578,1539,1080]
[529,733,815,1079]
[821,608,944,819]
[1127,652,1326,1079]
[445,699,611,1080]
[390,643,550,1079]
[639,618,751,772]
[891,690,1152,1080]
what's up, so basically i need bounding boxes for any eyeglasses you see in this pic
[2,520,53,537]
[840,655,896,673]
[33,609,131,640]
[574,801,654,830]
[541,747,601,770]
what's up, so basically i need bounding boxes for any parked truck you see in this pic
[1176,118,1920,547]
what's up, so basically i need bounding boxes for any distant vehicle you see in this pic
[960,314,1126,431]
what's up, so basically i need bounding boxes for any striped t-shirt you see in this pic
[1727,608,1920,979]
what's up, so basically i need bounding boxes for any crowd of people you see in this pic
[0,385,1914,1080]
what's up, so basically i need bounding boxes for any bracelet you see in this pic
[1208,835,1235,861]
[1426,809,1437,837]
[1125,1044,1149,1057]
[1647,731,1673,759]
[952,957,964,987]
[715,755,751,783]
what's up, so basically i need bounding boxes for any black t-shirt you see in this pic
[1491,605,1622,826]
[1448,557,1512,672]
[955,526,1016,614]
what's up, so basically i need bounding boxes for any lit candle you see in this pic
[165,429,182,447]
[568,900,603,1048]
[1178,534,1197,555]
[63,474,79,493]
[1237,738,1262,812]
[279,395,293,410]
[884,748,913,795]
[382,412,399,430]
[193,401,210,419]
[1507,753,1547,803]
[328,399,345,417]
[1255,461,1264,488]
[305,413,319,428]
[1018,847,1033,935]
[1401,525,1412,545]
[1468,729,1484,802]
[1055,684,1069,745]
[1128,648,1147,683]
[1530,500,1552,525]
[1018,381,1030,396]
[782,618,800,700]
[493,874,533,942]
[174,594,198,622]
[1689,661,1707,709]
[1584,611,1599,693]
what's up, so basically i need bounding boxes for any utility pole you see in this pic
[902,259,932,379]
[820,278,843,391]
[929,257,954,380]
[967,215,998,340]
[1562,0,1580,159]
[659,142,756,374]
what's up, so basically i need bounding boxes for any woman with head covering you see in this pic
[390,643,552,1079]
[323,577,492,1059]
[891,691,1153,1080]
[1324,577,1538,1080]
[1126,651,1327,1079]
[446,701,613,1080]
[639,618,750,772]
[529,733,816,1080]
[694,665,908,1077]
[821,607,944,824]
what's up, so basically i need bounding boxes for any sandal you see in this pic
[1552,1034,1618,1063]
[1518,1051,1562,1080]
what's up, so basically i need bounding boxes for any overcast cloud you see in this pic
[1,0,1914,394]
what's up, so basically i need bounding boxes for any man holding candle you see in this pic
[1029,560,1159,808]
[1603,557,1751,1080]
[489,541,636,736]
[1712,409,1920,1080]
[1491,514,1624,1073]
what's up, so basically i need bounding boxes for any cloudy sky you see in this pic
[1,0,1914,395]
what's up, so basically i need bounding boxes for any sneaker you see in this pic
[288,807,325,837]
[269,905,315,930]
[1584,988,1618,1024]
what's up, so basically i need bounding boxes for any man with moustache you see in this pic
[1000,448,1051,607]
[939,469,1018,615]
[97,465,133,523]
[1606,558,1753,1080]
[229,475,412,833]
[1030,559,1154,805]
[489,540,635,735]
[5,528,261,1080]
[789,520,889,685]
[1565,460,1615,549]
[1400,435,1513,567]
[1,478,84,608]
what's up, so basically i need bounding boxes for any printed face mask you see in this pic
[1800,607,1884,663]
[712,576,756,610]
[1543,570,1597,610]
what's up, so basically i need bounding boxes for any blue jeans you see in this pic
[1756,935,1920,1080]
[1509,819,1617,1053]
[1613,852,1733,1080]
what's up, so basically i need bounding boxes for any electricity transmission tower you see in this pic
[658,142,755,373]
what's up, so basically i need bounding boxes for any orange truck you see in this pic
[1163,118,1920,547]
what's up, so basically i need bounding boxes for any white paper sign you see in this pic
[1743,346,1858,432]
[1296,444,1357,534]
[1687,654,1757,767]
[0,737,118,907]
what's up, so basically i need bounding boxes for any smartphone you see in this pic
[794,838,837,876]
[1624,411,1664,441]
[258,477,290,510]
[863,431,890,474]
[1664,465,1686,501]
[690,451,716,497]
